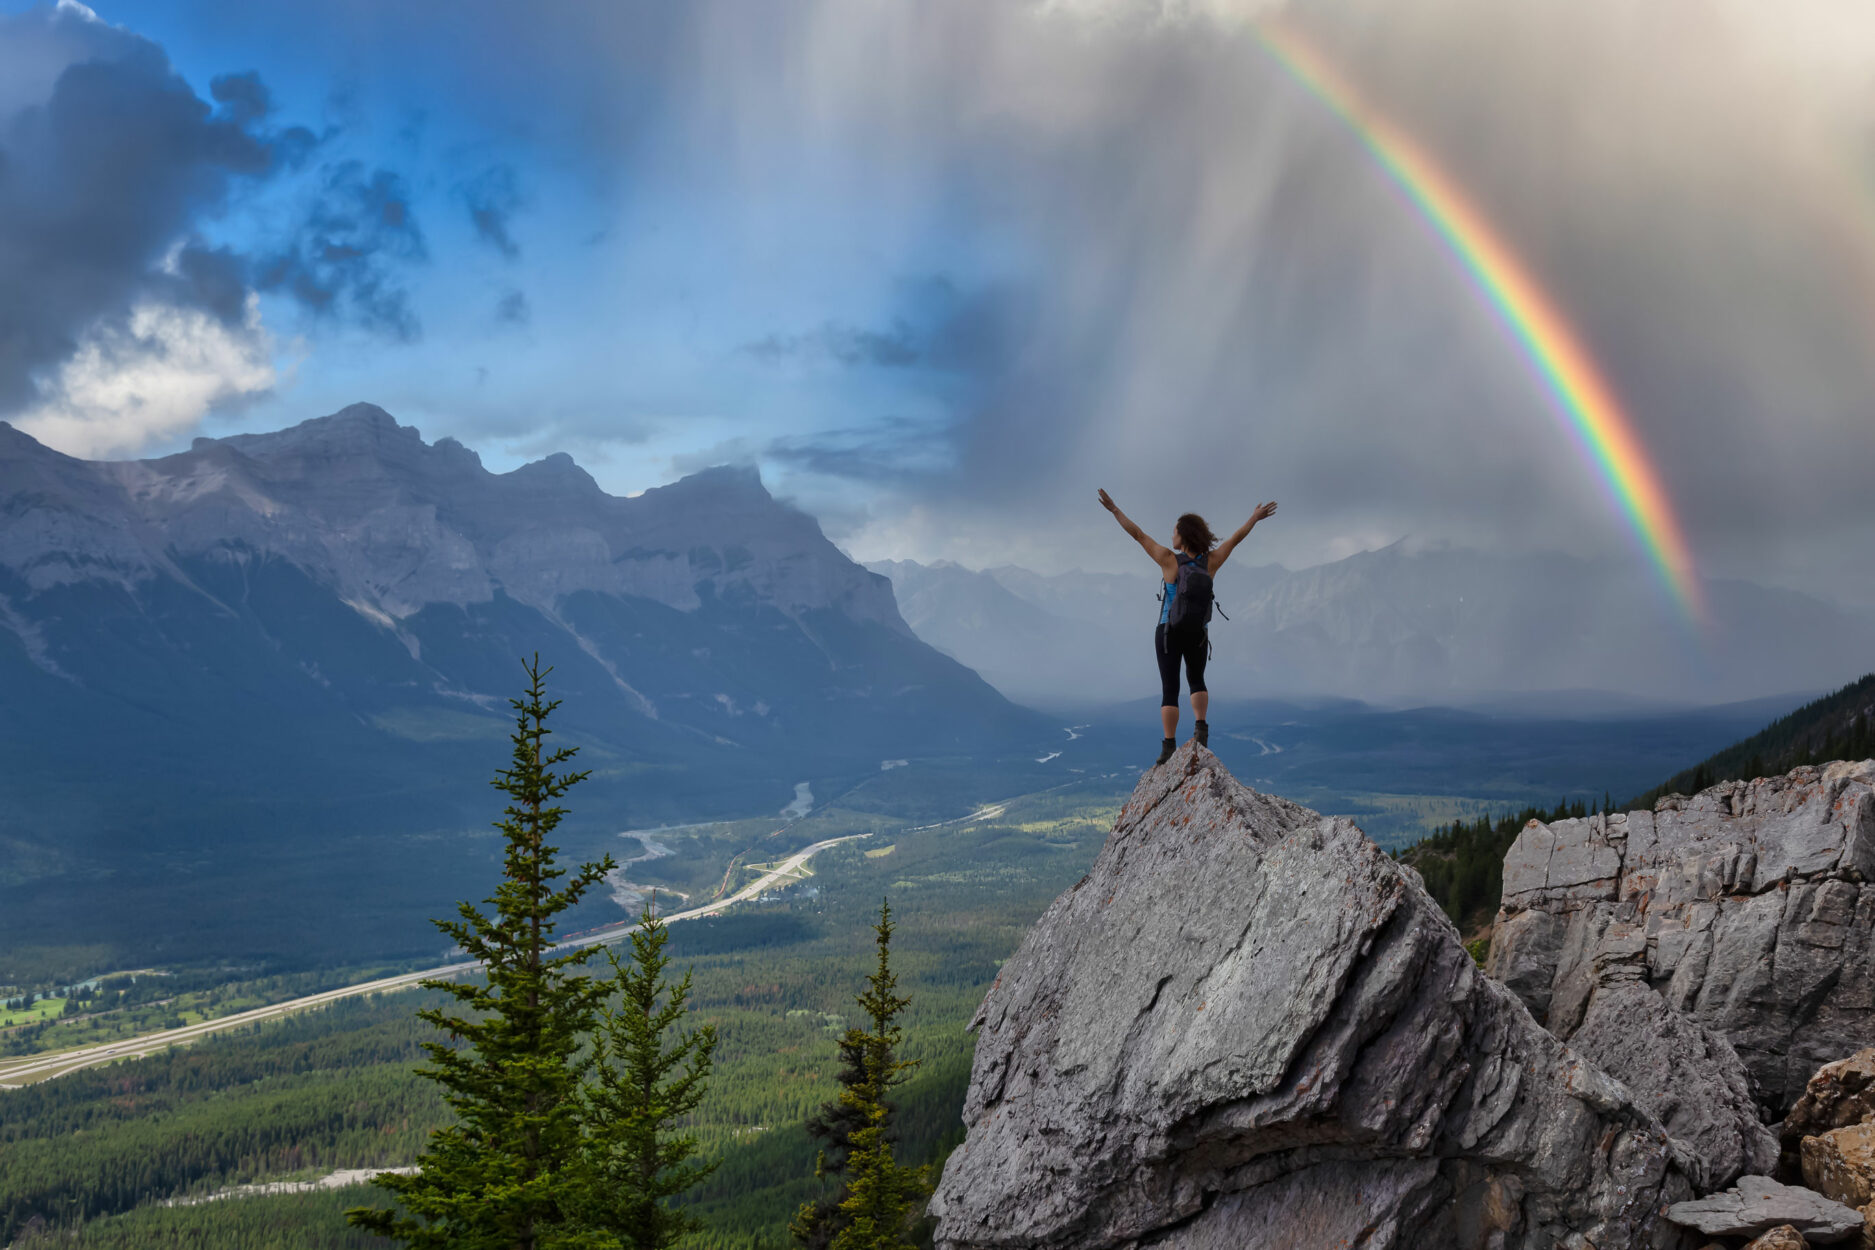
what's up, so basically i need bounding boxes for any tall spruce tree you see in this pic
[584,903,719,1249]
[792,1032,870,1248]
[348,657,618,1250]
[792,900,929,1250]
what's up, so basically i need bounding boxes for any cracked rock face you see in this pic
[1486,762,1875,1116]
[1565,924,1779,1192]
[930,744,1695,1250]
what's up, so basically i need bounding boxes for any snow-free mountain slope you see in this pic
[0,405,1038,963]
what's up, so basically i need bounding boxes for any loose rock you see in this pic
[1788,1051,1875,1147]
[1667,1175,1863,1243]
[1804,1124,1875,1210]
[1743,1226,1810,1250]
[930,744,1694,1250]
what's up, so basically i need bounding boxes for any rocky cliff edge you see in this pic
[1486,760,1875,1116]
[930,744,1697,1250]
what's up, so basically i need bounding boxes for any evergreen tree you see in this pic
[584,905,718,1250]
[791,1034,869,1249]
[348,657,618,1250]
[793,901,928,1250]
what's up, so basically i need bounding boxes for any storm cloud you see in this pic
[0,3,433,455]
[255,161,427,341]
[0,5,287,423]
[239,0,1873,595]
[459,162,523,258]
[672,0,1875,599]
[8,0,1874,607]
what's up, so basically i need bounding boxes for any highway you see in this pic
[0,833,865,1087]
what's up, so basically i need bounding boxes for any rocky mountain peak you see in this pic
[220,402,427,467]
[643,461,771,505]
[931,744,1698,1249]
[0,421,54,458]
[507,451,599,494]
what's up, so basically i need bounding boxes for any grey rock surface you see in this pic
[1667,1175,1863,1243]
[1485,763,1875,1115]
[1568,925,1779,1191]
[931,744,1696,1250]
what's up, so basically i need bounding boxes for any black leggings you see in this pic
[1155,623,1208,708]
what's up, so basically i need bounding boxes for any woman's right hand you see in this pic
[1252,500,1278,523]
[1098,488,1118,513]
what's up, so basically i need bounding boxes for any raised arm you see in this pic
[1208,501,1277,573]
[1097,489,1177,578]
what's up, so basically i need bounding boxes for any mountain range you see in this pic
[0,404,1036,963]
[870,548,1875,709]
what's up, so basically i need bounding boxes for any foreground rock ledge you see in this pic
[930,744,1695,1250]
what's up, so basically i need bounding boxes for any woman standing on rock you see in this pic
[1098,490,1277,766]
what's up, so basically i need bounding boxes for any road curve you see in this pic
[0,833,866,1087]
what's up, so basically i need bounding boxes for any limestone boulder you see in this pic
[931,744,1696,1250]
[1485,762,1875,1115]
[1743,1226,1810,1250]
[1788,1051,1875,1147]
[1804,1124,1875,1210]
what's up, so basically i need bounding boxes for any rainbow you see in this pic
[1256,20,1705,622]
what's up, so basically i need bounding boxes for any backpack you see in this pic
[1165,554,1215,633]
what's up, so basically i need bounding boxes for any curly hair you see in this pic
[1174,513,1216,559]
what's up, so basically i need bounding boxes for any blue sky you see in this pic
[4,0,1875,603]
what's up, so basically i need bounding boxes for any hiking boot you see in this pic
[1155,737,1176,766]
[1194,720,1209,749]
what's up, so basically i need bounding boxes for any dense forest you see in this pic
[1402,671,1875,936]
[9,1187,394,1250]
[0,997,444,1242]
[1626,672,1875,809]
[1397,797,1599,934]
[0,781,1123,1249]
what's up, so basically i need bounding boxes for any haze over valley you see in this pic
[4,0,1875,1245]
[1,404,1854,973]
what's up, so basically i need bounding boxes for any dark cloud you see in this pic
[765,416,948,483]
[0,5,301,413]
[744,278,1028,376]
[15,0,1875,603]
[157,243,251,323]
[903,277,1030,377]
[744,320,920,369]
[458,162,522,257]
[255,161,427,341]
[495,288,529,323]
[638,0,1875,591]
[209,70,273,126]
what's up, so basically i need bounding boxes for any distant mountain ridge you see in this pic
[871,547,1875,707]
[5,405,908,653]
[0,405,1035,963]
